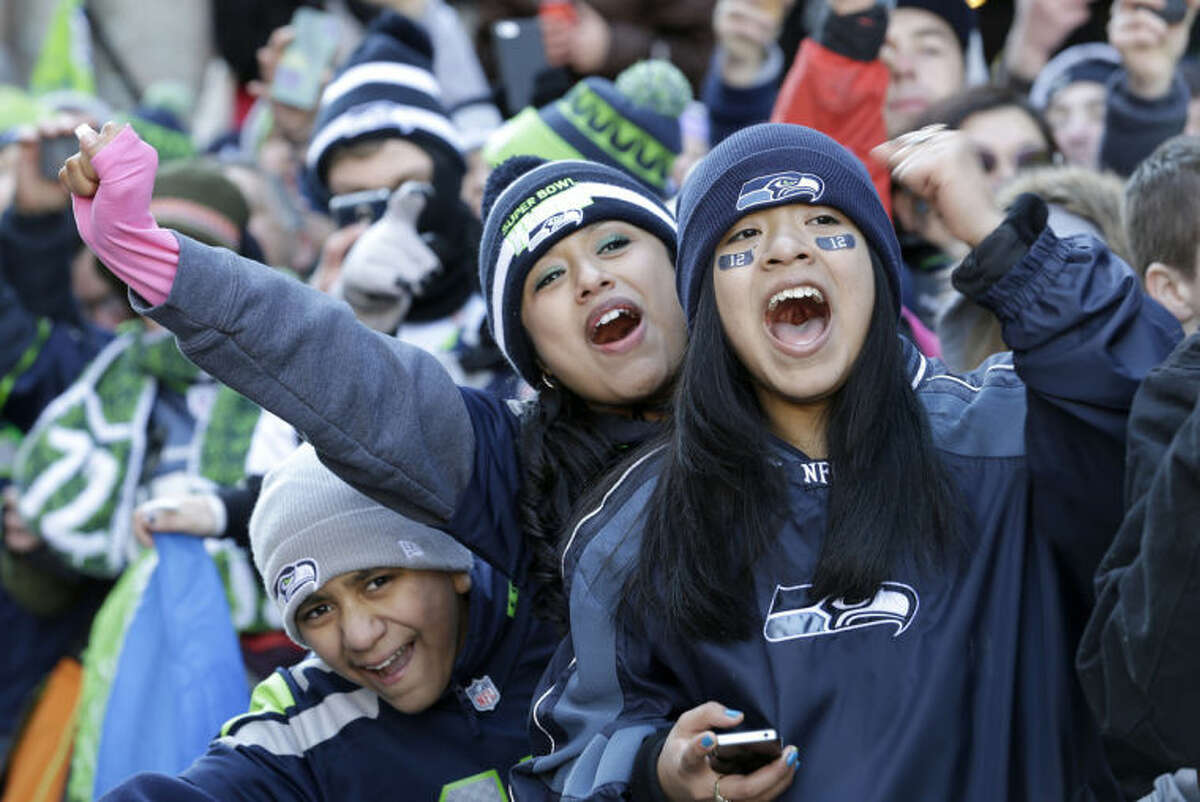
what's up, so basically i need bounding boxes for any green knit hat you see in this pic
[483,59,692,198]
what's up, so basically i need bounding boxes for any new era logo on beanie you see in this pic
[483,60,692,198]
[250,445,474,646]
[479,157,677,386]
[305,11,462,208]
[675,123,902,327]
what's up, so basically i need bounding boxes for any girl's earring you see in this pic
[541,372,557,390]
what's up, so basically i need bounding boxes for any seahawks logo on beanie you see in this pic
[736,172,825,211]
[274,559,318,604]
[527,208,584,251]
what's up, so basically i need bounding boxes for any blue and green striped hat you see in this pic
[483,60,691,199]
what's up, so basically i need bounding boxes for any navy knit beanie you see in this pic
[479,157,677,386]
[675,123,902,327]
[304,12,462,209]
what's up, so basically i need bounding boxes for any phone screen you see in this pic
[271,8,341,110]
[40,135,78,181]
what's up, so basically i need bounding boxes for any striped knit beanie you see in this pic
[482,60,692,198]
[675,123,901,327]
[304,11,462,208]
[151,161,249,252]
[479,156,677,386]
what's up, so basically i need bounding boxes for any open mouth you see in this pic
[359,642,413,684]
[765,286,830,350]
[588,303,643,347]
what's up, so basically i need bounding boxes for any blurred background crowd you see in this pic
[2,0,1200,799]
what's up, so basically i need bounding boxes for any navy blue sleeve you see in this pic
[0,207,83,324]
[1100,71,1188,177]
[445,388,528,583]
[98,745,321,802]
[702,47,782,147]
[962,199,1181,604]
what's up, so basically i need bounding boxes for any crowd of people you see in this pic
[2,0,1200,800]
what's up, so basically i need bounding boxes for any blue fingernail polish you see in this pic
[701,735,713,749]
[786,750,798,768]
[724,709,741,717]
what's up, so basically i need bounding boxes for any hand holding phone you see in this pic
[271,8,340,110]
[708,729,783,774]
[656,704,798,802]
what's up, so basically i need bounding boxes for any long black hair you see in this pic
[625,251,961,642]
[518,384,664,631]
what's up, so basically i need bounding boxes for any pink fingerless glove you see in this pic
[71,124,180,306]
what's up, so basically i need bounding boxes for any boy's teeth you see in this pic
[768,286,825,311]
[365,646,406,671]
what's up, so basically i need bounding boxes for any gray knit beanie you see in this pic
[250,444,474,646]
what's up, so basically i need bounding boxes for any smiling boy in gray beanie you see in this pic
[99,444,555,802]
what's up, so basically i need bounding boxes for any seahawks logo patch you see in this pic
[528,208,584,251]
[763,581,918,642]
[274,559,318,604]
[736,172,825,211]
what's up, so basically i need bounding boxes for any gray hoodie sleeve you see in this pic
[131,234,475,525]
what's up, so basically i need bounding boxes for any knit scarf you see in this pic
[14,325,261,579]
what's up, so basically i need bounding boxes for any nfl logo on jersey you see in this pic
[466,676,501,712]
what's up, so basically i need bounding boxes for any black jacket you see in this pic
[1078,332,1200,798]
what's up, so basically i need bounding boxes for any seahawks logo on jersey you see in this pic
[763,581,918,642]
[736,172,825,211]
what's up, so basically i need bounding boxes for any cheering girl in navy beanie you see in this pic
[59,118,683,633]
[512,123,1180,802]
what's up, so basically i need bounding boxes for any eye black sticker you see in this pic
[718,249,755,270]
[816,234,856,251]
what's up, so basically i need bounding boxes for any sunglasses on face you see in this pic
[975,146,1052,175]
[328,187,392,229]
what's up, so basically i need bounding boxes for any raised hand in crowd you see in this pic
[247,24,326,148]
[1108,0,1200,100]
[12,117,87,216]
[330,181,442,332]
[131,495,226,549]
[540,0,612,75]
[656,703,798,802]
[713,0,792,87]
[871,124,1005,250]
[1002,0,1093,87]
[308,220,368,295]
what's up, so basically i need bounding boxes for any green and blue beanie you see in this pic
[483,60,692,199]
[674,123,902,327]
[479,156,677,386]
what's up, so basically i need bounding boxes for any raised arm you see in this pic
[58,123,506,556]
[876,125,1181,599]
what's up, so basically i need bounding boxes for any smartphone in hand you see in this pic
[708,729,783,775]
[40,135,79,181]
[271,7,340,110]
